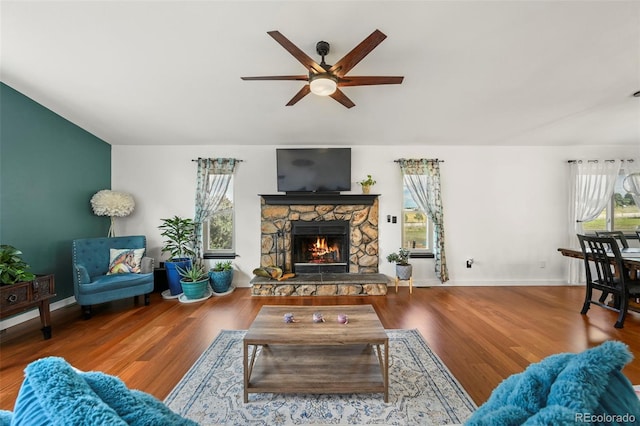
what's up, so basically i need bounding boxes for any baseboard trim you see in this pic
[411,279,573,287]
[0,296,76,331]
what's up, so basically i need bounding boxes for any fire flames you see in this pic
[308,236,340,263]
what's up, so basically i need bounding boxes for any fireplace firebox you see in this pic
[291,220,350,273]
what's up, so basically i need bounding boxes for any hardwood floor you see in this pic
[1,285,639,410]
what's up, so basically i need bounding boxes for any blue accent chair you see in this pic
[72,236,154,319]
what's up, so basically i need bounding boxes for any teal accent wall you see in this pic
[0,83,111,302]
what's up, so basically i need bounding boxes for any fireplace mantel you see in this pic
[260,193,378,206]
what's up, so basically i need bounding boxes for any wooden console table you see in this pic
[0,274,56,339]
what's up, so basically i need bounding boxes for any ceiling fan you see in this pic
[241,29,404,108]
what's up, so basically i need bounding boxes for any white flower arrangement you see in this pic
[90,190,135,217]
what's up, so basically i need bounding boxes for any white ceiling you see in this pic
[1,0,639,147]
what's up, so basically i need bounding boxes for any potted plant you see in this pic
[209,260,234,294]
[0,245,36,285]
[359,175,376,194]
[176,262,209,300]
[387,248,412,280]
[158,216,196,296]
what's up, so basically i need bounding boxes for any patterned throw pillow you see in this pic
[107,248,145,274]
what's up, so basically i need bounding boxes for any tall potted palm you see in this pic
[158,216,196,296]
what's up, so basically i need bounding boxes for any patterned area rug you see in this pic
[164,329,476,425]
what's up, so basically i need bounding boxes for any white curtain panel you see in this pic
[567,159,621,283]
[623,161,640,208]
[398,159,448,283]
[194,158,237,260]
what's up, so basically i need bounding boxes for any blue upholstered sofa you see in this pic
[466,340,640,425]
[0,357,196,426]
[72,236,154,319]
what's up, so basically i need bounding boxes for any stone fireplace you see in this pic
[259,194,380,274]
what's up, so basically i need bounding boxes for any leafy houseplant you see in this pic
[358,175,376,194]
[159,216,196,260]
[211,260,233,272]
[158,216,196,296]
[386,248,410,266]
[176,263,208,282]
[176,262,209,300]
[0,245,36,285]
[387,248,412,280]
[209,260,234,294]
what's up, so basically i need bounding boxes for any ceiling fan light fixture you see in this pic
[242,30,403,107]
[309,74,337,96]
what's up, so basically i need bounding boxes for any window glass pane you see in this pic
[207,176,234,252]
[614,173,640,232]
[402,185,429,250]
[582,170,640,232]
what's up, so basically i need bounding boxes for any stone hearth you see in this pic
[251,273,389,296]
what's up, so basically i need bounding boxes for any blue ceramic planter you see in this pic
[180,278,209,299]
[165,258,192,296]
[209,269,233,293]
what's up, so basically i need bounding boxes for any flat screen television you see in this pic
[276,148,351,193]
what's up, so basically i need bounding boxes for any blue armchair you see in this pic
[72,236,154,319]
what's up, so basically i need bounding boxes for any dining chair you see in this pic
[595,230,629,249]
[577,234,640,328]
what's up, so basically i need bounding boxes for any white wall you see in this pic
[112,144,637,288]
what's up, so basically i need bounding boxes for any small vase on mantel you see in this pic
[358,175,376,194]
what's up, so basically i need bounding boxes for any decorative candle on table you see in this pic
[337,313,349,324]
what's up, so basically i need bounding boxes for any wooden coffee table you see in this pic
[243,305,389,403]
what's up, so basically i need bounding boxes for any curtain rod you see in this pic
[191,158,243,162]
[567,159,634,163]
[394,159,444,163]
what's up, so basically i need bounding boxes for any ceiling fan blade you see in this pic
[338,76,404,87]
[267,31,326,74]
[329,88,356,109]
[286,85,311,106]
[241,75,309,81]
[329,30,387,77]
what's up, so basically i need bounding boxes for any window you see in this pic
[203,175,235,256]
[583,169,640,233]
[402,183,433,253]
